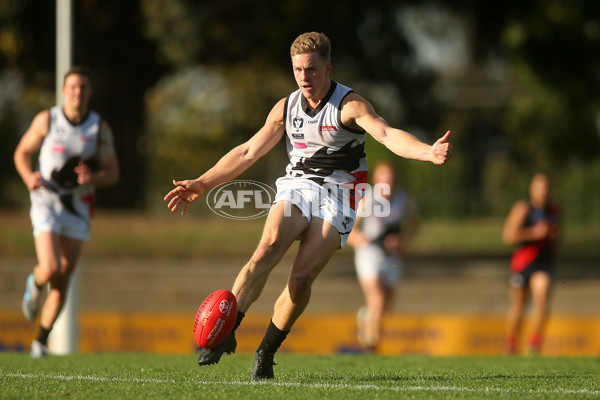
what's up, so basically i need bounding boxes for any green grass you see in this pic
[1,353,599,399]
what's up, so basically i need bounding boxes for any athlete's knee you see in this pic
[36,259,61,282]
[530,271,551,289]
[287,272,314,301]
[251,232,286,267]
[49,271,72,292]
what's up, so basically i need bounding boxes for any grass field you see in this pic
[1,353,599,399]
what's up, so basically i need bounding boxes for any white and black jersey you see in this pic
[278,81,368,190]
[360,190,409,247]
[31,106,102,226]
[38,106,102,195]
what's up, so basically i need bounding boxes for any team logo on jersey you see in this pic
[292,117,304,130]
[292,133,304,139]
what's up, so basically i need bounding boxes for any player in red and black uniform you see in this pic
[502,173,561,355]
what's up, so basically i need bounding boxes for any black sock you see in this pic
[256,320,289,354]
[232,311,245,333]
[37,326,52,346]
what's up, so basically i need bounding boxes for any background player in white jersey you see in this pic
[164,32,452,380]
[14,66,119,358]
[348,160,419,353]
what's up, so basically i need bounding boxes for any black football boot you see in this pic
[197,333,237,366]
[250,348,276,380]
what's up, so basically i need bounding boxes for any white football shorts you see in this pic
[354,244,402,287]
[30,187,91,241]
[273,178,357,248]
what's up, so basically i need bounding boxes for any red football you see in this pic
[193,289,237,349]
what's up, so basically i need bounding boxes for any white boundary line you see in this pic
[5,373,600,396]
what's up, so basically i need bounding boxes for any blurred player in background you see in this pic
[347,160,419,353]
[14,66,119,358]
[502,172,561,355]
[165,31,452,380]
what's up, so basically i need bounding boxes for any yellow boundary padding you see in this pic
[1,310,599,356]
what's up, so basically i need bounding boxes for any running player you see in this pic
[347,160,419,353]
[164,32,452,379]
[502,173,561,355]
[14,66,119,358]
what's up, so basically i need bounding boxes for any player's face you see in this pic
[373,164,395,198]
[292,52,332,103]
[529,173,550,205]
[62,74,92,111]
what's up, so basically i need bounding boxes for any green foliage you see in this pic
[143,63,293,200]
[1,0,600,224]
[141,0,204,66]
[503,67,570,169]
[555,158,600,223]
[0,71,54,208]
[481,154,530,217]
[144,66,231,194]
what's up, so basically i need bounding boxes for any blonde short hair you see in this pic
[290,32,331,63]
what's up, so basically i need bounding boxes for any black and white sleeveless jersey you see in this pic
[38,106,101,195]
[360,189,409,246]
[280,81,368,189]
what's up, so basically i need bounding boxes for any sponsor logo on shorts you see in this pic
[292,133,304,139]
[293,142,307,149]
[206,180,276,220]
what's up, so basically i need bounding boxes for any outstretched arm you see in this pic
[344,94,452,164]
[164,98,286,215]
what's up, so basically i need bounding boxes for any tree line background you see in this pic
[1,0,599,223]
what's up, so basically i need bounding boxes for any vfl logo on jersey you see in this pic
[292,117,304,130]
[320,125,337,133]
[293,142,307,149]
[292,133,304,139]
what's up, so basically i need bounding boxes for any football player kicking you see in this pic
[165,32,452,380]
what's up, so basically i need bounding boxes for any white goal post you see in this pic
[49,0,77,355]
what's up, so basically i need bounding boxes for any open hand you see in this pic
[164,179,207,215]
